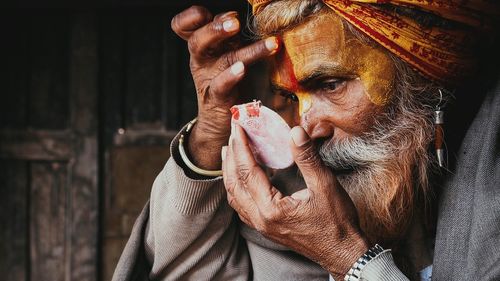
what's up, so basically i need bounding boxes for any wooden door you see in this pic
[0,3,251,281]
[0,12,99,281]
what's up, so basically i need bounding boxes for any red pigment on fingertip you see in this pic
[230,107,240,120]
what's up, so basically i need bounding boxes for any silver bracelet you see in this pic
[344,244,385,281]
[178,118,223,177]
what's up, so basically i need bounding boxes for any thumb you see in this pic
[290,126,333,192]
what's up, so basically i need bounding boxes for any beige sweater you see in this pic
[113,130,412,281]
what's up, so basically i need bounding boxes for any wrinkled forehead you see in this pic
[280,12,345,78]
[270,9,395,105]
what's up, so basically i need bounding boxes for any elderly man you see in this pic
[113,1,500,280]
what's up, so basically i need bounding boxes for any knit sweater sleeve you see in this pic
[329,250,409,281]
[144,129,250,280]
[359,251,409,281]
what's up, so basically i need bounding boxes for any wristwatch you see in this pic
[344,244,385,281]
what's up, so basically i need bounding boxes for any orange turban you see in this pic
[249,0,499,86]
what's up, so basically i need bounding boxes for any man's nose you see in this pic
[298,96,335,140]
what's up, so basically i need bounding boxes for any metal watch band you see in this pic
[344,244,385,281]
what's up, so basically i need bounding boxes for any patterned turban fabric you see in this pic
[249,0,499,86]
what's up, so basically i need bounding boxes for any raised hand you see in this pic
[171,6,279,170]
[221,125,370,280]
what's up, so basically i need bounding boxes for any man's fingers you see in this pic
[231,125,278,206]
[213,11,239,21]
[208,61,245,101]
[225,191,254,227]
[290,126,335,192]
[222,37,279,67]
[223,145,258,228]
[223,137,255,210]
[188,14,241,59]
[171,6,213,40]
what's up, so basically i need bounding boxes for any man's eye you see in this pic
[280,91,299,102]
[320,79,346,92]
[272,87,299,103]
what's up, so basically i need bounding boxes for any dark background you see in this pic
[0,1,256,281]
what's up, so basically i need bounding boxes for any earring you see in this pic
[434,90,445,168]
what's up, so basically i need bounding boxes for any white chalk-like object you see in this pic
[230,100,293,169]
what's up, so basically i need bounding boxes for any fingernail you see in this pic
[265,37,279,52]
[223,18,239,32]
[221,146,227,161]
[230,61,244,76]
[291,126,310,147]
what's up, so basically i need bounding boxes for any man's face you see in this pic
[270,10,395,142]
[265,9,433,242]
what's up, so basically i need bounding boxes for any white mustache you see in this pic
[318,134,391,172]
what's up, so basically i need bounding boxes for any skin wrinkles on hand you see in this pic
[220,8,404,279]
[269,10,395,140]
[223,124,370,280]
[170,6,281,171]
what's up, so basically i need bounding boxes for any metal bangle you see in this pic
[178,118,223,177]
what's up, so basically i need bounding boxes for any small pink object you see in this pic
[230,100,293,169]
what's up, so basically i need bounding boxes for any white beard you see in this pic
[318,125,396,191]
[317,115,433,241]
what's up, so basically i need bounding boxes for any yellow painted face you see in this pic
[269,9,395,140]
[296,91,312,116]
[271,10,395,106]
